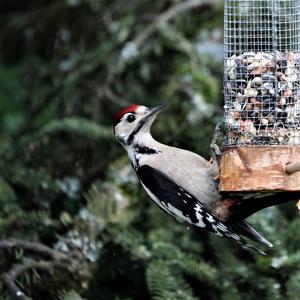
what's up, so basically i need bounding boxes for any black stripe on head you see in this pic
[126,119,146,145]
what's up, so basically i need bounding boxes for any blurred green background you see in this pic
[0,0,300,299]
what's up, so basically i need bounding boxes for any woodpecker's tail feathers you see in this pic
[231,221,273,248]
[227,192,300,221]
[239,240,267,256]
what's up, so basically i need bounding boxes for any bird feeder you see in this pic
[220,0,300,192]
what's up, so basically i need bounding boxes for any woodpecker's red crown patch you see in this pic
[113,104,141,125]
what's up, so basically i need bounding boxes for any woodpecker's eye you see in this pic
[126,114,136,123]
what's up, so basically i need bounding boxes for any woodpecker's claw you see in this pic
[211,122,223,146]
[210,143,221,157]
[210,122,223,164]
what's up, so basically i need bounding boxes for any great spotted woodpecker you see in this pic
[113,104,299,254]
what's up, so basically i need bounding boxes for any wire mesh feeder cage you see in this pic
[220,0,300,192]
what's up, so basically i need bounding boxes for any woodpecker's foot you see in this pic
[210,142,221,171]
[210,143,221,161]
[211,122,222,145]
[210,122,222,158]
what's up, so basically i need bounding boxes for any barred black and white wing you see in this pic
[137,165,266,255]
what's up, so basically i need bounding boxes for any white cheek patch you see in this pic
[114,122,130,138]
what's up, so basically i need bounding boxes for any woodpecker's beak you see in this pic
[144,104,166,121]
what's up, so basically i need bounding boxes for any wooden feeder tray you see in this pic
[219,146,300,192]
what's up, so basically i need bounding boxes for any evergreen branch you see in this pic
[146,260,197,300]
[39,118,112,139]
[179,258,218,283]
[0,240,82,299]
[0,178,17,203]
[0,210,52,236]
[2,265,29,300]
[132,0,221,49]
[0,239,68,261]
[21,118,112,144]
[2,258,76,300]
[57,290,84,300]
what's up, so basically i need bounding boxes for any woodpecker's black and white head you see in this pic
[113,104,165,148]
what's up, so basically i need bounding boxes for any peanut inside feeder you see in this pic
[224,51,300,146]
